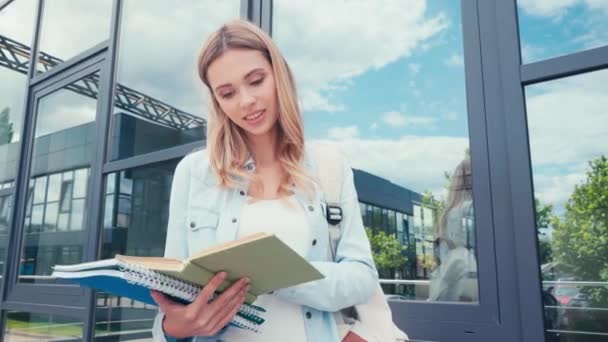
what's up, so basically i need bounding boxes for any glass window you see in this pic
[526,70,608,340]
[33,175,47,204]
[43,202,58,232]
[70,198,85,231]
[46,173,61,202]
[517,0,608,63]
[0,1,37,281]
[3,311,83,341]
[59,180,73,212]
[388,210,397,235]
[109,0,240,161]
[372,206,382,230]
[274,0,478,302]
[95,159,178,340]
[19,72,98,283]
[73,168,87,198]
[37,1,113,73]
[396,212,405,243]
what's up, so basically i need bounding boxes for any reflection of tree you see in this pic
[0,107,14,144]
[552,156,608,307]
[535,198,554,265]
[365,227,407,279]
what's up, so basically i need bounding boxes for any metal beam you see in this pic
[0,34,206,131]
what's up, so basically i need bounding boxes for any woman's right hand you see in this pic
[150,272,250,338]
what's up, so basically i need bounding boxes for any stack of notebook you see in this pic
[52,233,324,332]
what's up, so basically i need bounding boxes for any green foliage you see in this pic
[365,227,407,275]
[535,197,554,231]
[535,198,554,265]
[552,156,608,306]
[0,107,14,145]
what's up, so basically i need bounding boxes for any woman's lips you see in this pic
[244,109,265,125]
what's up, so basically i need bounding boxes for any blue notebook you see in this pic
[51,259,265,332]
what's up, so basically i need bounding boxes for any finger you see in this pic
[150,290,182,313]
[208,289,247,334]
[210,281,249,321]
[213,277,250,308]
[195,272,227,306]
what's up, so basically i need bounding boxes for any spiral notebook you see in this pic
[51,233,324,332]
[52,259,265,331]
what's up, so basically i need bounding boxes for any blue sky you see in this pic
[273,0,608,219]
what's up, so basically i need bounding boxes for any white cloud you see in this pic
[36,93,97,138]
[312,136,470,194]
[527,71,608,166]
[527,71,608,214]
[444,53,464,67]
[521,43,546,63]
[370,122,378,130]
[518,0,608,17]
[0,0,37,43]
[274,0,449,113]
[328,126,359,140]
[442,111,459,121]
[533,170,587,214]
[381,111,437,128]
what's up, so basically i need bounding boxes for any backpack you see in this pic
[311,143,409,342]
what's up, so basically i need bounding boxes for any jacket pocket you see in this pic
[187,208,220,232]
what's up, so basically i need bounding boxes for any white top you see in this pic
[221,195,310,341]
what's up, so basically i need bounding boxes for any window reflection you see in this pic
[109,0,240,161]
[4,311,83,341]
[274,0,478,303]
[37,1,113,73]
[527,70,608,341]
[19,72,98,283]
[95,159,178,340]
[518,0,608,63]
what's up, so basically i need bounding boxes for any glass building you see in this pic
[0,0,606,341]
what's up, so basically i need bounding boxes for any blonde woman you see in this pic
[428,156,478,302]
[150,19,378,342]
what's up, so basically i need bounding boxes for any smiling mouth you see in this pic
[244,110,265,121]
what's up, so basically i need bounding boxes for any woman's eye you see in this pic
[251,78,264,86]
[220,92,234,99]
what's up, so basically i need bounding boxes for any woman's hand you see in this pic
[151,272,250,338]
[342,331,367,342]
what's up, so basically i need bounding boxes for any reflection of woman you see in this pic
[150,19,378,342]
[428,157,478,302]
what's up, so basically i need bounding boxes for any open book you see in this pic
[51,233,324,332]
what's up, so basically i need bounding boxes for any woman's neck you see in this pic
[247,127,279,167]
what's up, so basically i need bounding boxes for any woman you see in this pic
[428,156,478,302]
[150,19,378,341]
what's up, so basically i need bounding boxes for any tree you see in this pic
[535,197,553,233]
[535,198,554,265]
[0,107,14,144]
[365,227,407,278]
[552,155,608,306]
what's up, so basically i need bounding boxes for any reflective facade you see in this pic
[0,1,605,341]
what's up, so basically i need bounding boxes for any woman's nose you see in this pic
[240,89,255,108]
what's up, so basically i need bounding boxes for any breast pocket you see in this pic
[186,208,221,253]
[187,208,220,232]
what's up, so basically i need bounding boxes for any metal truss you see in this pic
[0,34,206,131]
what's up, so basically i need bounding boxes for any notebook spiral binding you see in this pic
[118,261,265,332]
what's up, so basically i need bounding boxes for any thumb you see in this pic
[150,290,181,313]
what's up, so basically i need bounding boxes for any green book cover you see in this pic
[116,232,324,303]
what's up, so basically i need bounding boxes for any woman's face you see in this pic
[207,48,279,140]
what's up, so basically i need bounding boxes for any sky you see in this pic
[1,0,607,219]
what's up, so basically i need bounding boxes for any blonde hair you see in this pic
[197,19,314,198]
[435,156,473,244]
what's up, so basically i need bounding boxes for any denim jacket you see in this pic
[152,144,379,341]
